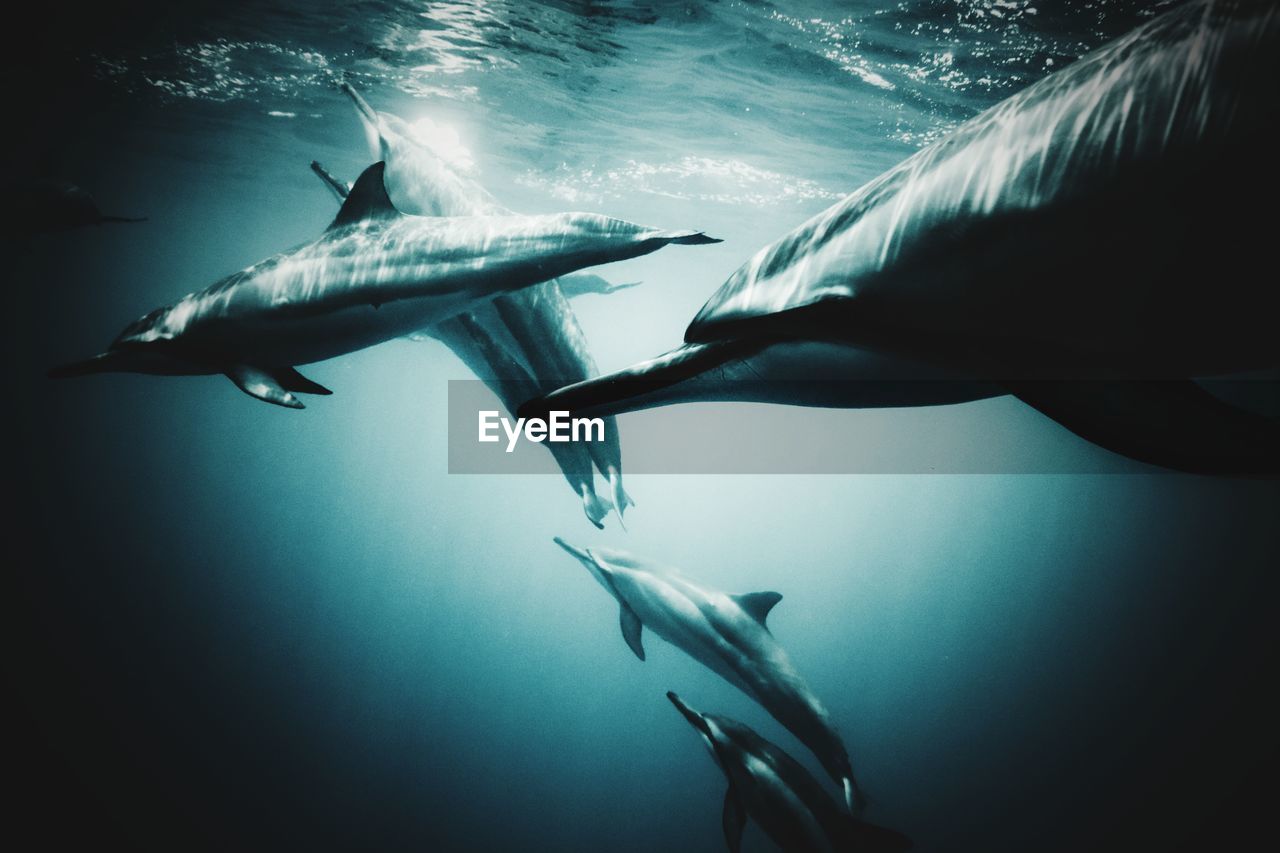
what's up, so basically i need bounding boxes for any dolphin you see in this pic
[527,0,1280,474]
[667,692,911,853]
[307,160,614,527]
[555,538,865,814]
[5,178,146,233]
[48,161,717,407]
[340,81,639,520]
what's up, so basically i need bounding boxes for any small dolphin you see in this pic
[49,162,716,406]
[667,692,911,853]
[308,160,614,527]
[527,0,1280,474]
[555,538,865,814]
[5,178,145,232]
[340,81,639,521]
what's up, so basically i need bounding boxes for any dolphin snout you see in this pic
[666,691,710,735]
[553,537,593,563]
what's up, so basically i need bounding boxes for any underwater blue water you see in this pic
[9,2,1279,850]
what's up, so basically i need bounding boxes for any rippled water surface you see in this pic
[9,2,1277,851]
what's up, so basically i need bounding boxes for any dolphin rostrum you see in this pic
[527,0,1280,474]
[339,81,639,522]
[555,538,865,814]
[667,692,911,853]
[49,162,717,406]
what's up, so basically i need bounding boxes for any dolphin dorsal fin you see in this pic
[732,591,782,629]
[619,603,645,661]
[328,162,399,230]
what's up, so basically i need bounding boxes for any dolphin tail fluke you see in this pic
[580,485,613,530]
[1007,379,1280,475]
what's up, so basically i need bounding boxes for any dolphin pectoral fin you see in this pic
[619,603,645,661]
[1007,380,1280,475]
[276,367,333,396]
[731,591,782,630]
[722,787,746,853]
[226,365,305,409]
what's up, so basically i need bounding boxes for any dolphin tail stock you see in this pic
[606,465,634,528]
[48,351,126,378]
[1006,379,1280,475]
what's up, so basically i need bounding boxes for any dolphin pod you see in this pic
[554,538,866,815]
[668,693,911,853]
[525,0,1280,475]
[48,161,717,405]
[339,82,638,525]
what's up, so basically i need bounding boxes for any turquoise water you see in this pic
[9,2,1278,850]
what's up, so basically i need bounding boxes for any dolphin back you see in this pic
[685,0,1280,362]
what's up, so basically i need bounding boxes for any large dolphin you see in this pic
[555,538,865,814]
[48,162,717,405]
[667,692,911,853]
[308,160,614,527]
[341,82,639,520]
[527,0,1280,474]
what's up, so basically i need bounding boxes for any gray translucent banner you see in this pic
[446,379,1278,475]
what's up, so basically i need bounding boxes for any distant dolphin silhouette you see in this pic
[527,0,1280,474]
[341,82,639,521]
[667,692,912,853]
[555,538,865,814]
[49,162,717,406]
[5,178,145,232]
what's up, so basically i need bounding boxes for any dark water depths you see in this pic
[7,2,1278,850]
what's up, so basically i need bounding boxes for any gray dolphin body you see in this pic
[309,160,614,527]
[530,0,1280,474]
[49,162,716,407]
[555,539,864,814]
[667,693,911,853]
[341,83,638,524]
